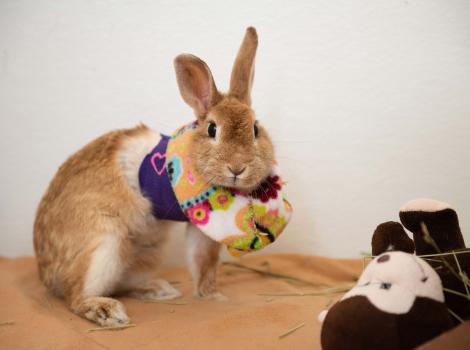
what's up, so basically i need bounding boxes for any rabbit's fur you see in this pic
[34,27,274,326]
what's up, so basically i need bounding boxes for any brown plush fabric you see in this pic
[0,254,361,350]
[399,207,470,322]
[371,221,415,256]
[321,296,453,350]
[400,208,465,254]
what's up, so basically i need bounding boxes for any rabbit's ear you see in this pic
[229,27,258,106]
[174,54,221,118]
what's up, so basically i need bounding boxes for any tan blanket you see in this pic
[0,254,362,349]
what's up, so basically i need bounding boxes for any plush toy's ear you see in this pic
[371,221,415,256]
[399,198,466,254]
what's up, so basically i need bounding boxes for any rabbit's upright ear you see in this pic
[174,54,221,118]
[229,27,258,106]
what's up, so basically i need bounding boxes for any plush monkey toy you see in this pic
[319,198,470,349]
[319,199,470,350]
[319,249,453,350]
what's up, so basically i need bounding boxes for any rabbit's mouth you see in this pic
[197,154,274,193]
[212,175,256,192]
[210,171,271,193]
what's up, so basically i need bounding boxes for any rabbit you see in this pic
[33,27,277,326]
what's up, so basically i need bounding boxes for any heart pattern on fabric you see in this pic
[150,152,166,176]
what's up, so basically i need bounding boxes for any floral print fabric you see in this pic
[166,121,293,256]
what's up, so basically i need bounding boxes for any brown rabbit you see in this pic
[33,27,276,326]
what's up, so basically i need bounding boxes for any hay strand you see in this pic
[420,222,441,252]
[452,250,470,297]
[143,299,188,305]
[447,308,464,324]
[259,284,354,297]
[421,222,466,284]
[279,322,305,339]
[418,250,469,258]
[0,321,14,326]
[87,323,137,332]
[442,288,470,301]
[362,250,469,259]
[222,261,322,287]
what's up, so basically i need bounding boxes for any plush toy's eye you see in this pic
[254,123,259,138]
[377,254,390,263]
[380,283,392,290]
[208,122,217,138]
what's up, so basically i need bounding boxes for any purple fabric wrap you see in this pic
[138,135,188,222]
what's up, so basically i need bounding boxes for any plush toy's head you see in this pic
[319,251,454,350]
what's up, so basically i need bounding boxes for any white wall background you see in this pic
[1,0,469,265]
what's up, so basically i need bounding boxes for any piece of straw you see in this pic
[259,284,354,297]
[461,272,470,287]
[222,261,322,287]
[279,322,306,339]
[87,323,137,332]
[420,223,470,287]
[447,308,464,324]
[0,321,14,326]
[443,288,470,301]
[418,250,469,258]
[363,251,469,259]
[143,299,188,305]
[421,258,444,263]
[452,250,470,297]
[420,222,441,252]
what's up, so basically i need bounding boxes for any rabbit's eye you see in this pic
[254,123,259,138]
[208,122,217,138]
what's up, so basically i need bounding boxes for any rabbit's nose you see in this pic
[228,166,246,176]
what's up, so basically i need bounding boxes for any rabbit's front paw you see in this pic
[81,297,129,326]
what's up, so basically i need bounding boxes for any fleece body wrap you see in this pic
[139,121,292,256]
